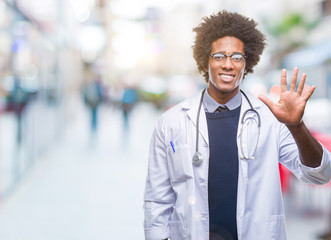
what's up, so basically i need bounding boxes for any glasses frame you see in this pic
[210,52,247,66]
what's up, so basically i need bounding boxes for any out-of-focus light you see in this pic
[148,0,201,11]
[112,20,148,69]
[110,0,202,18]
[109,0,149,19]
[76,8,90,22]
[16,0,57,22]
[76,25,106,62]
[77,25,106,52]
[70,0,91,22]
[140,77,167,95]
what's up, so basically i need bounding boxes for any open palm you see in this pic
[258,67,316,127]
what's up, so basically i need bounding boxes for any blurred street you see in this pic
[0,101,161,240]
[0,100,329,240]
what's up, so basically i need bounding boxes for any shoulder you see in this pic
[155,91,200,129]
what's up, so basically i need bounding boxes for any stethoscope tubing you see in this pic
[192,89,206,166]
[193,88,261,165]
[195,89,206,153]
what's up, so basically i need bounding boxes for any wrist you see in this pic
[286,120,304,133]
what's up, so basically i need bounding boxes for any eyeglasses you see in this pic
[210,52,247,66]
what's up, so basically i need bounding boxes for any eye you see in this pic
[231,54,244,62]
[213,53,226,61]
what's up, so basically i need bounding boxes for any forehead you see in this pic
[211,36,244,53]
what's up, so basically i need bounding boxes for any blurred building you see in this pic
[280,0,331,133]
[0,0,110,200]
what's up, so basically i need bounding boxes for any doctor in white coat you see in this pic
[144,11,331,240]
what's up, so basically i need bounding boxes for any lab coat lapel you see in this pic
[236,91,263,238]
[184,89,209,146]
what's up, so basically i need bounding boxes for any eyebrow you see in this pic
[212,51,245,55]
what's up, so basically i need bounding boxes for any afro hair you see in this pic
[192,10,266,82]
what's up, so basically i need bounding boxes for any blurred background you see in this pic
[0,0,330,239]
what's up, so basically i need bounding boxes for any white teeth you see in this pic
[220,74,234,80]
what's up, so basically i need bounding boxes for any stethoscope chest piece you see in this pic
[192,152,203,166]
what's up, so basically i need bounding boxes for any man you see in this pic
[143,11,331,240]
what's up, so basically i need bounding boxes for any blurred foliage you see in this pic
[138,89,168,109]
[264,12,321,67]
[267,13,320,37]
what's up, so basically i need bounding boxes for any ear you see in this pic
[203,66,208,72]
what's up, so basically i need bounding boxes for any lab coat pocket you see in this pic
[169,220,187,240]
[267,215,286,240]
[167,144,194,183]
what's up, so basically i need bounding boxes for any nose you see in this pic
[222,56,234,69]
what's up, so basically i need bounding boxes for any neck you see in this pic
[207,86,239,105]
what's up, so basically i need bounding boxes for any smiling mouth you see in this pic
[219,74,235,82]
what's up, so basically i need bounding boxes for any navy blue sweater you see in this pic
[206,106,241,240]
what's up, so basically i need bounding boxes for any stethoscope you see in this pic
[192,88,261,166]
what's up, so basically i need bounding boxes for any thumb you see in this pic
[258,94,275,112]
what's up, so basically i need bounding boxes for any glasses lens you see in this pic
[231,54,244,62]
[212,53,226,61]
[211,53,245,65]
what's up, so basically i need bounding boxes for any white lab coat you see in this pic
[144,90,331,240]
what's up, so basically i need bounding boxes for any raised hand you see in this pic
[258,67,316,127]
